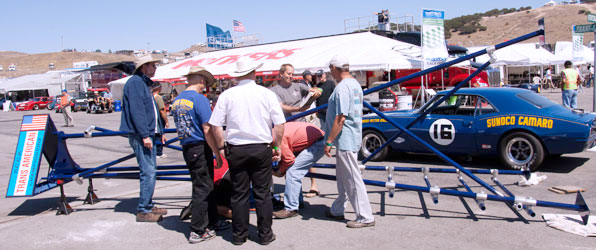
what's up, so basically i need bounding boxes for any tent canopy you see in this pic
[468,43,555,66]
[553,41,595,65]
[0,71,81,97]
[154,32,422,81]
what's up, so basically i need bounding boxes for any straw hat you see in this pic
[134,55,160,73]
[184,66,215,85]
[229,57,263,77]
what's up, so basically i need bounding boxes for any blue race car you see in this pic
[360,87,596,171]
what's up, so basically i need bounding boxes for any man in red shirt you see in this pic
[272,122,325,219]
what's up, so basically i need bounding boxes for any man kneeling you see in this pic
[273,122,325,219]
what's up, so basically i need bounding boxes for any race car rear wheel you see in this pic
[360,130,389,161]
[499,132,544,171]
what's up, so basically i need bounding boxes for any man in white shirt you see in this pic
[209,57,285,246]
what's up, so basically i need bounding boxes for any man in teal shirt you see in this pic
[323,55,375,228]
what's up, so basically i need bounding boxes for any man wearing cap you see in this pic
[209,57,285,245]
[120,55,167,222]
[270,64,322,122]
[60,89,74,127]
[315,69,335,129]
[171,66,226,243]
[323,55,375,228]
[301,70,314,88]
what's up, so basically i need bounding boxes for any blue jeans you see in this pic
[129,134,157,213]
[284,140,325,211]
[562,89,578,109]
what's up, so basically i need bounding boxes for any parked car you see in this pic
[72,92,88,112]
[49,95,75,113]
[360,88,596,171]
[16,97,51,111]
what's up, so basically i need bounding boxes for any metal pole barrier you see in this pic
[312,163,526,175]
[70,153,136,181]
[457,170,486,210]
[306,172,590,224]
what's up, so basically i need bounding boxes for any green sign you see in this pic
[589,14,596,23]
[574,24,596,33]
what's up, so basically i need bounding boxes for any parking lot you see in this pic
[0,87,594,249]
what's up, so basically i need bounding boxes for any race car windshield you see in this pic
[516,92,556,109]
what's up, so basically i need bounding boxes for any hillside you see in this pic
[447,3,596,47]
[0,51,135,79]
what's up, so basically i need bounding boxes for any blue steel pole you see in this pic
[306,172,587,212]
[59,131,130,139]
[103,165,188,172]
[312,163,525,175]
[458,178,486,210]
[362,101,503,196]
[362,61,492,164]
[71,153,136,180]
[285,30,544,123]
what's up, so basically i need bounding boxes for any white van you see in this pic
[0,65,3,71]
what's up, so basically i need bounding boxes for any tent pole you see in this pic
[593,32,596,112]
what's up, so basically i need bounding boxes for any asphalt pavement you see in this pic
[0,87,594,250]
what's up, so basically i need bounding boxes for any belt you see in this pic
[228,143,269,148]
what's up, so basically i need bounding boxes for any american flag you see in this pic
[233,20,245,32]
[21,115,48,131]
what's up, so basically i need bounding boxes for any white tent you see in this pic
[0,71,82,97]
[154,32,422,81]
[553,41,595,65]
[107,76,131,101]
[468,43,555,66]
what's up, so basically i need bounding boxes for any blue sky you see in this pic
[1,0,549,53]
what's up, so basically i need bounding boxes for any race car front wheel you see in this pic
[360,130,389,161]
[499,132,544,171]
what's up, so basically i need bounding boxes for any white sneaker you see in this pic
[157,154,168,159]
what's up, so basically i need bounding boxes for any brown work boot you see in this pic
[151,207,167,215]
[273,209,297,219]
[136,212,163,222]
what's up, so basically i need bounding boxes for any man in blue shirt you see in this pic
[120,55,167,222]
[172,66,224,243]
[323,55,375,228]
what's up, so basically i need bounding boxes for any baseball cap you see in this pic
[329,55,349,69]
[315,69,324,76]
[302,70,312,77]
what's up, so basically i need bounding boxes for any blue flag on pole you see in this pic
[206,23,234,49]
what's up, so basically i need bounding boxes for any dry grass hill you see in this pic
[0,52,135,79]
[448,3,596,47]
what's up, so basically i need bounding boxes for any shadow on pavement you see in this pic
[8,196,78,216]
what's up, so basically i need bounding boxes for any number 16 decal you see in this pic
[429,119,455,145]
